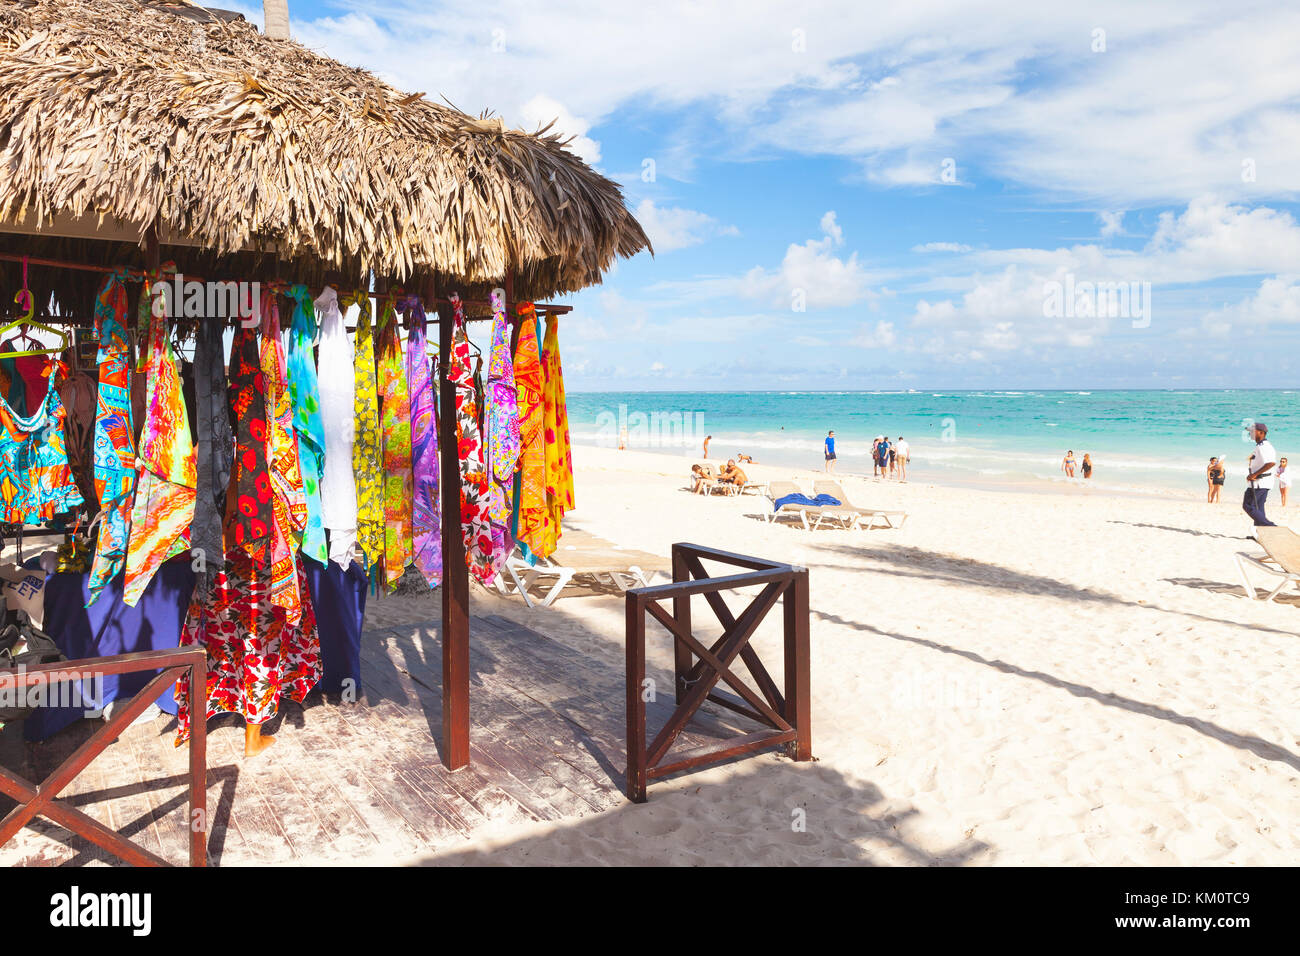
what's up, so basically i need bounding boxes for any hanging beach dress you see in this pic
[405,297,441,587]
[377,296,412,590]
[485,289,520,575]
[0,357,83,524]
[447,295,493,582]
[86,273,137,603]
[541,314,575,542]
[512,303,549,560]
[345,290,384,573]
[122,278,196,607]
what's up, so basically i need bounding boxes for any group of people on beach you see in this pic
[1060,450,1093,480]
[690,458,749,494]
[821,431,909,480]
[1218,421,1288,525]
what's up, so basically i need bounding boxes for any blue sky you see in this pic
[240,1,1300,390]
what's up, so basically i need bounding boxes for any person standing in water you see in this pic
[1061,450,1076,479]
[1081,453,1093,479]
[824,430,837,472]
[1207,456,1225,504]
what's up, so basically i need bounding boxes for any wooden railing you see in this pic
[625,544,811,802]
[0,647,208,866]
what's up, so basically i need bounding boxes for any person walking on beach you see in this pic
[1243,422,1277,527]
[702,435,711,459]
[824,430,836,473]
[871,436,881,477]
[895,436,909,481]
[1207,456,1225,504]
[1278,456,1290,507]
[877,436,891,477]
[1061,450,1076,479]
[1081,453,1093,479]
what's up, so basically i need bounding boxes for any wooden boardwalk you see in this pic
[0,612,756,866]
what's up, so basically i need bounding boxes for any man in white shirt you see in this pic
[895,436,910,481]
[1243,421,1277,527]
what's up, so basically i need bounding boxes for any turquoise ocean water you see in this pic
[565,390,1300,497]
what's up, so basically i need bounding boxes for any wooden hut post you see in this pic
[434,278,470,770]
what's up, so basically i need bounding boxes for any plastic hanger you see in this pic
[0,256,68,358]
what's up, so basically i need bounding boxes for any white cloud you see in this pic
[853,321,898,349]
[517,95,602,164]
[912,242,972,253]
[1097,211,1126,237]
[634,200,738,252]
[1203,275,1300,331]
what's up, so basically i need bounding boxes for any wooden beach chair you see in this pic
[493,531,669,608]
[1234,525,1300,603]
[813,480,909,530]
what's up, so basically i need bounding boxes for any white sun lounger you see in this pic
[493,532,668,608]
[1235,525,1300,603]
[813,480,909,530]
[763,481,854,530]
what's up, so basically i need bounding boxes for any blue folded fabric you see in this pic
[773,492,840,512]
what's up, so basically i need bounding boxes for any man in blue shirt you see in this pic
[824,431,836,473]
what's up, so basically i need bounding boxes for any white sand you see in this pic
[418,443,1300,865]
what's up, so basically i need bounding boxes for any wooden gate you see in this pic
[0,647,208,866]
[625,543,811,802]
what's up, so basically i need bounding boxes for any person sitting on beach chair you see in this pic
[716,459,748,490]
[690,464,716,494]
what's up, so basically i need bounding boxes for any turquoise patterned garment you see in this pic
[287,285,328,563]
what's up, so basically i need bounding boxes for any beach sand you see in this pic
[401,443,1300,865]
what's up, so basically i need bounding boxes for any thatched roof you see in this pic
[0,0,650,298]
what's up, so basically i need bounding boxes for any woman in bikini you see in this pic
[1278,456,1290,507]
[1207,456,1225,504]
[1061,450,1076,479]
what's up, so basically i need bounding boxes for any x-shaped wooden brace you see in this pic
[643,576,790,769]
[0,665,194,867]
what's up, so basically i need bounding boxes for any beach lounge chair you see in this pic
[493,531,669,608]
[813,480,909,530]
[1234,525,1300,603]
[764,480,852,530]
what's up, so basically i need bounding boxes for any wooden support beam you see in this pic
[435,278,470,771]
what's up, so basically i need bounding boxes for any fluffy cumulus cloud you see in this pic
[288,1,1300,205]
[634,199,738,252]
[517,95,602,164]
[905,196,1300,355]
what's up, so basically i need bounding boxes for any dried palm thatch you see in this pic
[0,0,650,298]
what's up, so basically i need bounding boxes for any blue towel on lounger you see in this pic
[773,492,840,512]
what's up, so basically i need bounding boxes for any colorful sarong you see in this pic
[377,298,412,589]
[287,284,328,565]
[406,298,441,588]
[513,303,549,559]
[542,314,575,542]
[346,291,384,573]
[122,278,196,606]
[260,293,307,621]
[485,289,520,575]
[448,295,493,582]
[87,274,136,604]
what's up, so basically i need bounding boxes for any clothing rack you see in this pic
[0,251,574,320]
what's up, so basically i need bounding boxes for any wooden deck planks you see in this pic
[1,608,774,866]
